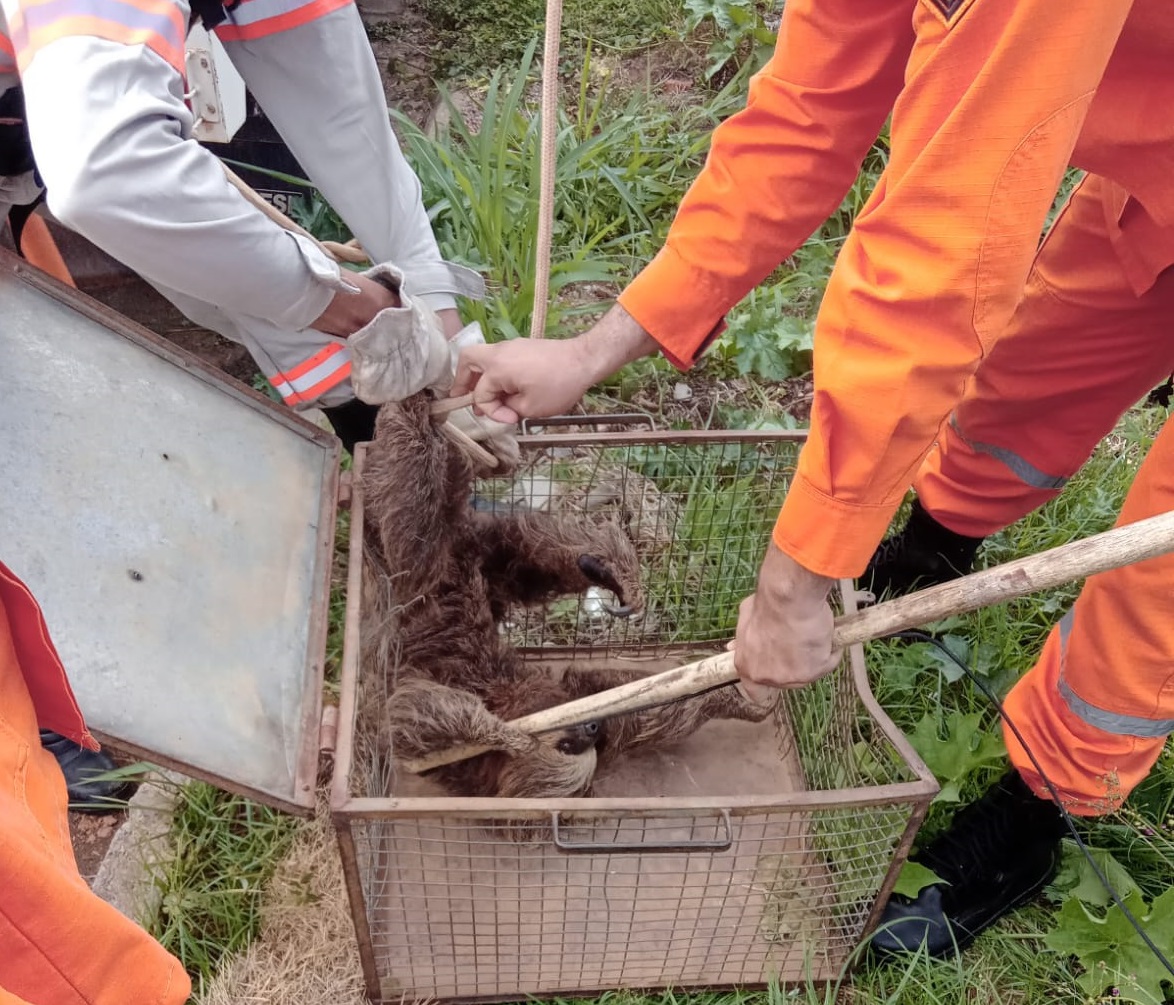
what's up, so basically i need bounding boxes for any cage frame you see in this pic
[330,428,939,1004]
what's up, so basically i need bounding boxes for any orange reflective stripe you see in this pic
[294,357,351,403]
[213,0,350,42]
[268,342,351,405]
[281,341,343,383]
[0,31,16,72]
[8,0,185,72]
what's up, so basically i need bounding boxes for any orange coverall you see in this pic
[620,0,1174,813]
[0,560,190,1005]
[3,0,377,996]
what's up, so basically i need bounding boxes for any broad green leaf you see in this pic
[1051,841,1143,909]
[926,634,971,683]
[1044,888,1174,1003]
[907,711,1005,802]
[892,861,945,900]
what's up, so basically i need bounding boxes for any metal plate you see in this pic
[0,253,339,813]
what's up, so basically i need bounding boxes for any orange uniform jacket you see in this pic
[619,0,1174,579]
[0,561,192,1005]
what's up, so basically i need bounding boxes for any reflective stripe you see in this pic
[1056,609,1174,738]
[8,0,185,72]
[281,342,342,383]
[949,413,1069,491]
[213,0,350,41]
[269,342,351,405]
[0,31,16,72]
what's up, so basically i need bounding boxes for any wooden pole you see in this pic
[401,508,1174,773]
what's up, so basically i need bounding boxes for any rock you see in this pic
[514,474,557,512]
[356,0,404,20]
[673,382,693,402]
[92,770,187,927]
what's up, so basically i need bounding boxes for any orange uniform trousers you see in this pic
[618,0,1173,818]
[0,561,189,1005]
[915,174,1174,815]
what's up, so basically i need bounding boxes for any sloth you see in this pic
[360,393,774,802]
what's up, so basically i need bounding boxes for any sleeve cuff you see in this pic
[400,260,486,303]
[772,471,901,579]
[618,245,727,370]
[281,231,354,330]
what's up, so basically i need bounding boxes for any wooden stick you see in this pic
[401,508,1174,773]
[437,420,498,469]
[429,392,477,418]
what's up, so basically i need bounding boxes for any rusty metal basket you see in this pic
[330,418,937,1003]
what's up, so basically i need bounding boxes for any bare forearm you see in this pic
[573,304,660,383]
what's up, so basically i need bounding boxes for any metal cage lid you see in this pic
[0,252,340,813]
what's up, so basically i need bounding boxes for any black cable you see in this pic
[894,628,1174,980]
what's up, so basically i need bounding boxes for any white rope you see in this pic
[528,0,563,339]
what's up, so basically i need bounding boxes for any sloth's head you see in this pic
[494,719,602,800]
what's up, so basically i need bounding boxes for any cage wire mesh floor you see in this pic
[332,424,936,1003]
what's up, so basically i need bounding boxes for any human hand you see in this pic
[451,303,659,423]
[441,322,520,464]
[451,337,595,423]
[311,271,399,338]
[733,542,839,700]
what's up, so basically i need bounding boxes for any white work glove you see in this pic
[445,322,520,468]
[349,263,453,404]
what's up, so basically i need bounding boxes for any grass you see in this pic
[410,0,686,78]
[149,782,299,997]
[391,41,749,342]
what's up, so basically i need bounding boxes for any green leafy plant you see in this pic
[891,860,945,900]
[711,285,814,381]
[907,710,1007,804]
[150,783,298,994]
[412,0,682,78]
[682,0,776,81]
[1045,889,1174,1003]
[393,42,747,341]
[1051,842,1145,910]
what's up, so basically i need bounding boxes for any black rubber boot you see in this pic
[863,498,985,599]
[870,771,1067,959]
[39,730,137,813]
[322,398,379,455]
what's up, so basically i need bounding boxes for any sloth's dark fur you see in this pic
[360,393,774,802]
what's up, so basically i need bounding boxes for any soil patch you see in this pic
[69,811,125,884]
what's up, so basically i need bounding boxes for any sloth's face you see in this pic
[554,720,601,756]
[496,727,600,801]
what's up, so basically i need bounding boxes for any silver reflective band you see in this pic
[1057,611,1174,737]
[950,414,1069,490]
[1058,677,1174,738]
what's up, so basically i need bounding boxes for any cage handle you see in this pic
[521,411,657,435]
[550,810,733,855]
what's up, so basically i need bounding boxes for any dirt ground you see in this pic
[69,811,125,884]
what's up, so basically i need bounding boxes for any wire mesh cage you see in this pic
[331,420,937,1003]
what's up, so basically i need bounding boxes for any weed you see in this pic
[150,783,298,995]
[682,0,776,82]
[711,286,814,382]
[413,0,684,78]
[393,43,746,340]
